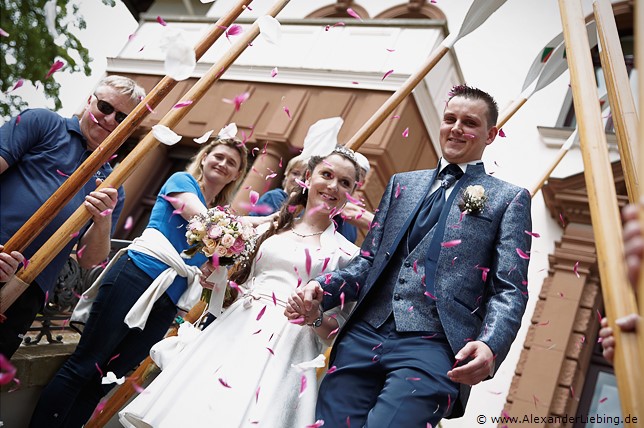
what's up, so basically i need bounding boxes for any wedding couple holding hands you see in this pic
[34,84,533,428]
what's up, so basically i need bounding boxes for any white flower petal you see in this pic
[291,354,326,371]
[44,0,58,39]
[258,16,282,45]
[101,371,125,385]
[194,130,214,144]
[152,125,182,145]
[218,123,238,139]
[161,29,196,81]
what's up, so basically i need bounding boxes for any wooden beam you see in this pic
[559,0,643,422]
[594,0,639,202]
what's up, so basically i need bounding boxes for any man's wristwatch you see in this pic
[307,308,323,328]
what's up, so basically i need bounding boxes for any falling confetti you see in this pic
[44,60,64,79]
[223,92,250,112]
[347,8,362,20]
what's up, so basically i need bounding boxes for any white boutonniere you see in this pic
[460,185,487,214]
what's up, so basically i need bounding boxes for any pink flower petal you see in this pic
[412,260,418,273]
[322,257,330,272]
[156,16,167,26]
[45,60,64,79]
[283,106,291,120]
[0,28,9,37]
[498,129,506,137]
[255,386,260,403]
[516,248,530,259]
[100,209,112,217]
[346,8,362,20]
[124,216,134,230]
[271,67,278,78]
[222,92,250,111]
[304,248,312,276]
[327,366,337,374]
[0,355,17,386]
[573,261,580,278]
[395,183,401,198]
[441,239,462,248]
[382,69,394,80]
[524,230,540,238]
[88,111,99,124]
[340,291,345,310]
[76,245,86,259]
[226,24,243,36]
[256,305,267,321]
[299,374,307,397]
[327,327,339,339]
[8,79,24,93]
[95,363,103,378]
[173,100,193,109]
[69,231,80,239]
[424,291,437,300]
[402,128,409,138]
[249,190,259,206]
[476,266,490,282]
[218,378,232,388]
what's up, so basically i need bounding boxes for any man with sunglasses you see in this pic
[0,75,145,359]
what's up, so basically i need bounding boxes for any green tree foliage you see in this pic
[0,0,115,120]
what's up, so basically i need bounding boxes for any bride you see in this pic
[120,145,361,427]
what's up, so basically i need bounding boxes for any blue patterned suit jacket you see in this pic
[317,164,532,415]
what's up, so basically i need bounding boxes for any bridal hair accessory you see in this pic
[299,117,358,165]
[459,185,487,214]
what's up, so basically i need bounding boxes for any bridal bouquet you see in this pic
[184,206,256,312]
[183,206,255,265]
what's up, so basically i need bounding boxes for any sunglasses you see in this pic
[94,94,128,123]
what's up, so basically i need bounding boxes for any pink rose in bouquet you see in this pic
[183,206,255,266]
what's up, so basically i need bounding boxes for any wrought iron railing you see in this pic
[23,239,132,345]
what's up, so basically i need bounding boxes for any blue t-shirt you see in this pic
[128,172,208,305]
[0,109,124,294]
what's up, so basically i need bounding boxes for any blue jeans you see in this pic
[29,255,177,428]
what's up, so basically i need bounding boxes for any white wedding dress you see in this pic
[120,228,357,428]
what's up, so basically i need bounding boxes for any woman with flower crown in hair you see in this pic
[30,136,248,428]
[119,121,361,427]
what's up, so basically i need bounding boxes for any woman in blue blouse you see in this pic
[30,137,248,428]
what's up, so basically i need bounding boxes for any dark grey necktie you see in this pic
[407,164,463,250]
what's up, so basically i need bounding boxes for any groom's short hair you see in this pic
[447,84,498,128]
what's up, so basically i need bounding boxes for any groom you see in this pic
[290,85,532,426]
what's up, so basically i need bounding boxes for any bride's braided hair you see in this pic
[230,147,360,286]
